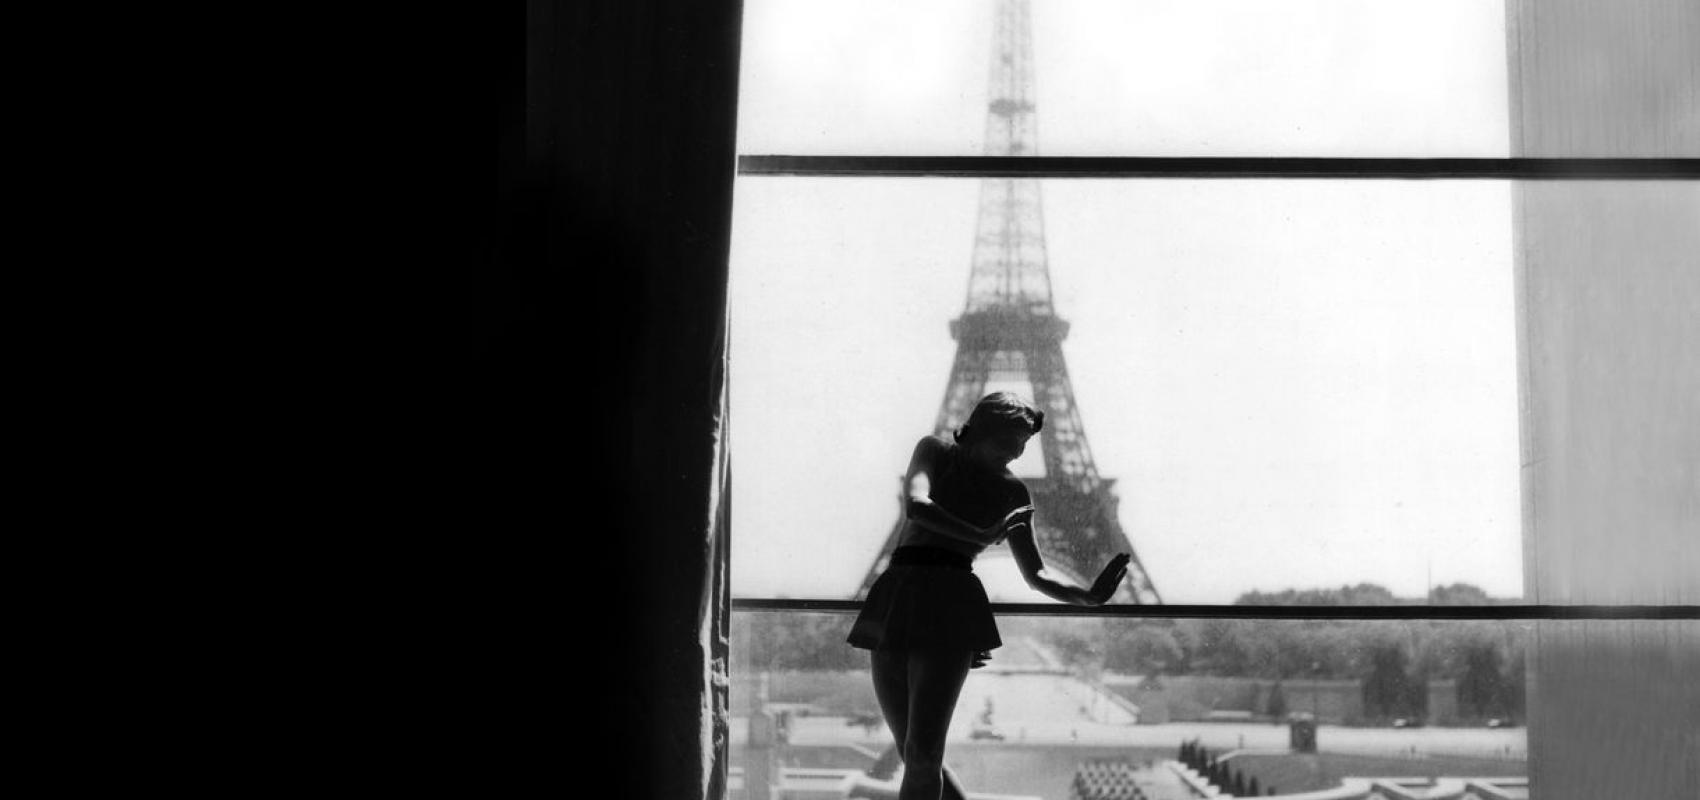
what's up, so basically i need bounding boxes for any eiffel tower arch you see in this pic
[860,0,1160,604]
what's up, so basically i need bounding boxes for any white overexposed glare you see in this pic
[729,2,1521,604]
[737,0,1509,157]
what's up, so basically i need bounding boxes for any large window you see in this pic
[731,178,1520,604]
[726,2,1696,798]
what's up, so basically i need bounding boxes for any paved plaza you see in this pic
[736,663,1525,760]
[733,637,1523,798]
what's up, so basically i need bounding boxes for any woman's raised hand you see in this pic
[988,505,1036,543]
[1086,553,1132,605]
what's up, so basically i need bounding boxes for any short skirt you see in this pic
[846,546,1002,653]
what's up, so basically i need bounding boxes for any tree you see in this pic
[1457,638,1508,719]
[1502,646,1527,723]
[1105,622,1184,675]
[1429,582,1492,605]
[1234,582,1400,606]
[1175,618,1262,676]
[1265,680,1288,719]
[732,612,862,672]
[1037,616,1106,671]
[1361,636,1415,720]
[1338,583,1401,606]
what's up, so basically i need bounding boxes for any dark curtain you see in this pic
[481,2,742,797]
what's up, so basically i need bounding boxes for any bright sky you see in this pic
[728,0,1522,604]
[736,0,1510,157]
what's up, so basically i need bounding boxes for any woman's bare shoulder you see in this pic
[913,434,953,456]
[997,471,1033,505]
[905,435,954,475]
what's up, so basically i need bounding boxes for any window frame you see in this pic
[739,156,1700,180]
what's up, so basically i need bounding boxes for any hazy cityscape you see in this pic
[732,608,1532,799]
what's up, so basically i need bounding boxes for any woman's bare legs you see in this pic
[871,648,975,800]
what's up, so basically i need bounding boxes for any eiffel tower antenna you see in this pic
[860,0,1161,604]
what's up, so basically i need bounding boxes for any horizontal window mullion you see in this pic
[732,598,1700,620]
[738,155,1700,180]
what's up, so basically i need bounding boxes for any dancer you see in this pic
[848,392,1131,799]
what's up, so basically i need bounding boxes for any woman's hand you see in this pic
[1085,553,1132,605]
[971,650,992,669]
[986,505,1035,544]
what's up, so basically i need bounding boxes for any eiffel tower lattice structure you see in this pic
[859,0,1160,604]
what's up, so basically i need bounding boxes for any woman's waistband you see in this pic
[890,545,973,571]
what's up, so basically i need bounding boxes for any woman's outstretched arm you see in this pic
[902,437,1029,546]
[1006,524,1130,606]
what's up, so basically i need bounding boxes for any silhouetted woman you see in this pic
[847,392,1131,800]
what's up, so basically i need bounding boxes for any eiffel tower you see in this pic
[859,0,1161,604]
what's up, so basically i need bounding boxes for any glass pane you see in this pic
[731,611,1537,800]
[729,177,1520,604]
[737,0,1509,157]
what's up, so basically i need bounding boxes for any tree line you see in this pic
[734,583,1527,722]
